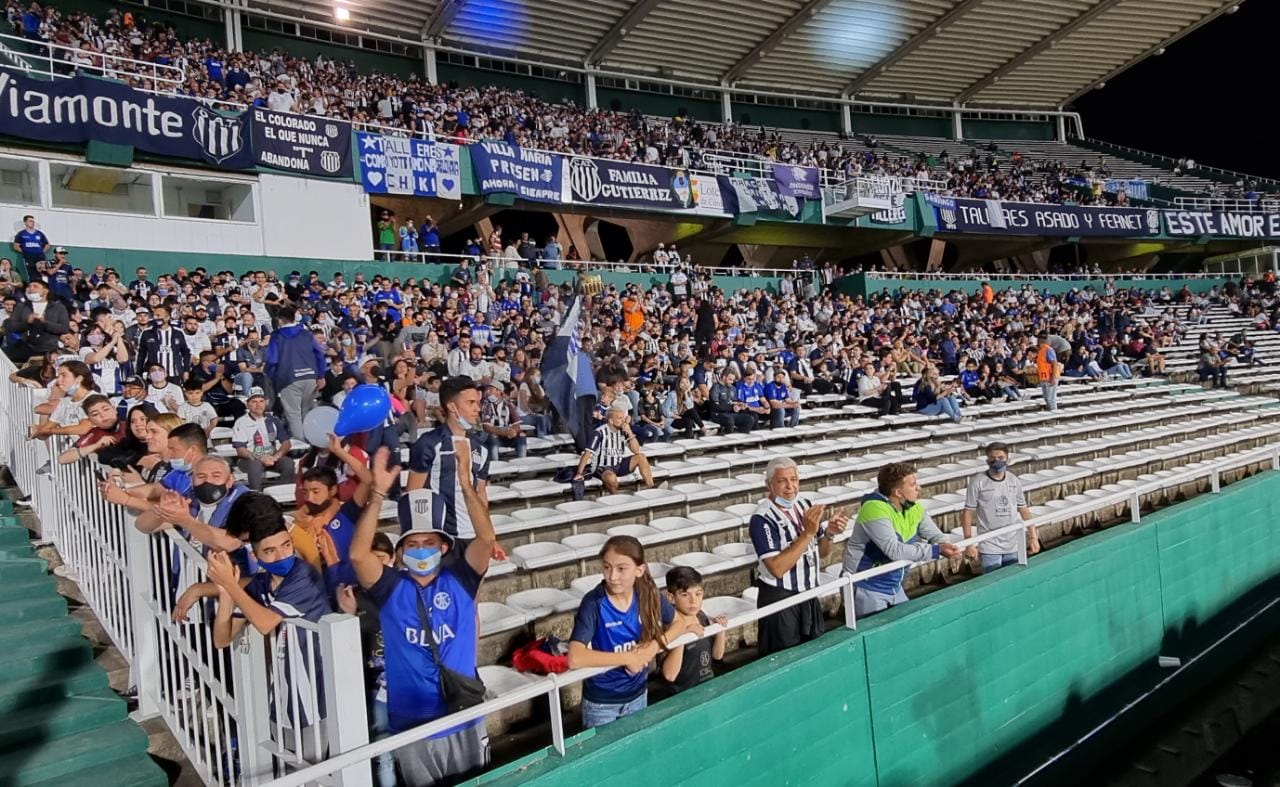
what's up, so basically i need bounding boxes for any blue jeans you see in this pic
[980,552,1019,573]
[581,694,647,728]
[1105,364,1132,379]
[919,395,962,421]
[482,432,526,461]
[370,691,394,787]
[1040,381,1058,411]
[521,413,551,438]
[853,585,908,617]
[634,423,664,444]
[770,406,799,428]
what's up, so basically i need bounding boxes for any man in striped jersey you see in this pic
[748,457,847,657]
[405,376,493,550]
[572,401,656,495]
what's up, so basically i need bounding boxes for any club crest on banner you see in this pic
[569,157,603,201]
[192,106,245,164]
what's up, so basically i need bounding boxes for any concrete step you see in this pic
[27,753,169,787]
[0,630,92,683]
[0,593,67,626]
[0,616,82,648]
[0,557,46,582]
[0,719,153,786]
[0,663,109,715]
[0,687,124,751]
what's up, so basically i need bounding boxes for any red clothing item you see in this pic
[76,421,125,449]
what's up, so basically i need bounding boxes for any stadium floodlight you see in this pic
[334,6,350,21]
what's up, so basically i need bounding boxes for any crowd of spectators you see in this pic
[7,206,1275,782]
[4,1,1200,209]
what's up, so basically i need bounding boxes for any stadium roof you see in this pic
[261,0,1241,108]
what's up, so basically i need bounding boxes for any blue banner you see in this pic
[469,141,562,203]
[771,163,820,200]
[1105,179,1148,201]
[562,156,696,211]
[731,176,800,217]
[1165,210,1280,239]
[926,194,1161,237]
[0,68,253,168]
[540,297,596,450]
[356,132,461,198]
[249,108,352,178]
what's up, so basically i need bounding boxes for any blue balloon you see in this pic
[333,384,391,437]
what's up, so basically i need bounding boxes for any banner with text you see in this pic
[1104,178,1148,201]
[0,68,254,168]
[1165,210,1280,239]
[468,141,563,203]
[356,132,461,199]
[562,156,698,212]
[731,176,800,217]
[771,163,820,200]
[249,108,352,178]
[925,194,1161,237]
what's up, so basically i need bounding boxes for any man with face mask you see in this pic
[143,455,250,560]
[351,445,497,785]
[749,457,847,657]
[405,376,493,550]
[842,462,960,617]
[961,442,1038,573]
[2,280,70,362]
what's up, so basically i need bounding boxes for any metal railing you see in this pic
[0,352,368,787]
[261,442,1280,787]
[862,271,1224,282]
[0,31,184,91]
[1173,196,1280,213]
[1081,137,1280,190]
[370,248,822,280]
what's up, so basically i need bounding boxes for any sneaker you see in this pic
[14,496,32,507]
[35,463,50,476]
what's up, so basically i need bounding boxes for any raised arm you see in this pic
[351,447,394,589]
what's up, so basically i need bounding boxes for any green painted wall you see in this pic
[732,103,839,133]
[841,273,1233,298]
[57,0,223,43]
[965,119,1056,142]
[240,30,419,78]
[436,64,585,105]
[852,112,952,138]
[598,88,720,121]
[61,248,785,293]
[470,473,1280,787]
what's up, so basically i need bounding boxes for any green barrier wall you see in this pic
[839,272,1233,298]
[59,248,787,293]
[471,472,1280,787]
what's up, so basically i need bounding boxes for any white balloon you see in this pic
[302,406,340,448]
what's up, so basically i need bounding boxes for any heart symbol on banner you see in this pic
[367,172,383,186]
[441,177,456,192]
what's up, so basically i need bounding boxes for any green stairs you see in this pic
[0,502,167,787]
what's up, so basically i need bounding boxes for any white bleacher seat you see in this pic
[607,523,660,541]
[570,574,602,596]
[702,596,756,620]
[478,666,539,699]
[711,542,757,569]
[263,484,294,505]
[478,602,528,637]
[505,588,579,618]
[561,532,608,556]
[509,542,575,570]
[669,551,734,575]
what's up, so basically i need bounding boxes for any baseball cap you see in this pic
[608,399,631,414]
[53,246,68,254]
[396,488,455,544]
[248,387,267,400]
[122,375,144,388]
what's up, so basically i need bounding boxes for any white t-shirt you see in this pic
[670,270,688,295]
[178,401,218,431]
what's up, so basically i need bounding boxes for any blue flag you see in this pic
[541,297,596,449]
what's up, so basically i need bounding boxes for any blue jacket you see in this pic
[265,324,328,390]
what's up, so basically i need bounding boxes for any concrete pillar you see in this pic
[585,72,598,110]
[424,44,438,85]
[224,0,243,52]
[1056,112,1067,143]
[952,103,963,141]
[840,97,853,137]
[721,86,732,124]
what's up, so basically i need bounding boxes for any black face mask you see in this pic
[193,482,228,506]
[304,500,331,515]
[368,365,383,378]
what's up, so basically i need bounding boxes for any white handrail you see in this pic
[862,271,1224,282]
[261,442,1280,787]
[0,31,184,91]
[1173,196,1280,213]
[372,249,817,279]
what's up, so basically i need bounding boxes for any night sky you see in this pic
[1070,0,1277,180]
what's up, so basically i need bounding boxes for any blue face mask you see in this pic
[260,555,296,577]
[169,456,190,472]
[403,546,442,577]
[988,460,1008,473]
[774,494,797,510]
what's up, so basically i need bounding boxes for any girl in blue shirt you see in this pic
[569,536,675,728]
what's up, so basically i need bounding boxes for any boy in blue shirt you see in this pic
[351,444,497,785]
[12,214,48,283]
[763,369,799,429]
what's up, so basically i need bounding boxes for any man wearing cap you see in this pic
[44,247,74,304]
[571,401,656,495]
[352,445,496,784]
[231,390,296,491]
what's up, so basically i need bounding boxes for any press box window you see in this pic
[48,163,155,215]
[160,175,255,222]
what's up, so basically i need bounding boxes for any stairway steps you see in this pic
[0,664,109,715]
[0,593,67,625]
[0,687,125,752]
[0,719,152,786]
[0,631,92,682]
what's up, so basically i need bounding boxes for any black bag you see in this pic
[416,591,487,713]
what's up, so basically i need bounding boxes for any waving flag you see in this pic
[541,297,597,450]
